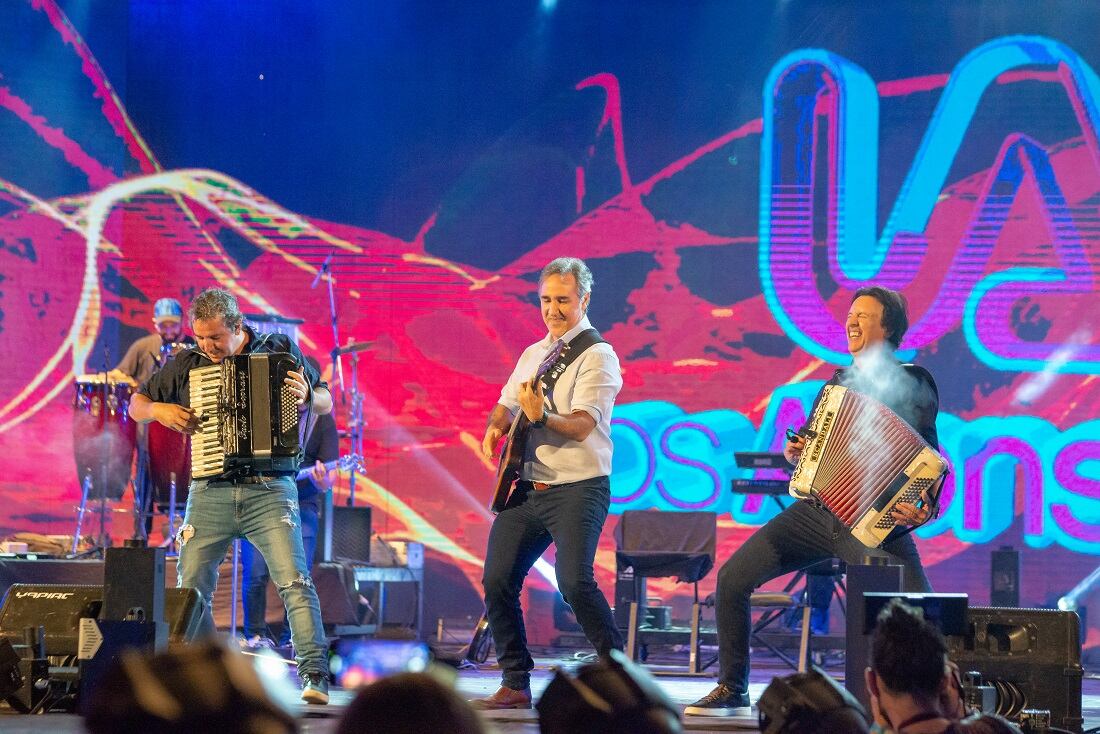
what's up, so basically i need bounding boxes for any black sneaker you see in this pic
[684,684,751,716]
[300,672,330,705]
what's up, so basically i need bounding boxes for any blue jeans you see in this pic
[714,500,930,692]
[482,477,623,690]
[176,477,328,677]
[241,503,319,643]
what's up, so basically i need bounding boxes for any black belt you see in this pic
[228,474,282,484]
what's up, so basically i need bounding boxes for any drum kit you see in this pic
[70,341,194,556]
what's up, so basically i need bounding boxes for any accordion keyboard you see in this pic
[188,363,225,479]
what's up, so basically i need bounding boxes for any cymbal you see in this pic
[331,341,374,356]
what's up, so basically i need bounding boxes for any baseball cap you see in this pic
[153,298,184,323]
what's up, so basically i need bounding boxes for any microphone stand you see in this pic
[312,250,369,561]
[312,250,345,395]
[346,351,364,507]
[313,252,340,564]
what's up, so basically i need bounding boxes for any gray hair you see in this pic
[188,288,244,330]
[539,257,594,299]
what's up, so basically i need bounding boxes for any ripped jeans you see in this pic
[241,501,319,642]
[177,476,328,677]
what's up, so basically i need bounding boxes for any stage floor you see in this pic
[1,651,1098,733]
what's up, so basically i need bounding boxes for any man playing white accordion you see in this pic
[687,285,944,717]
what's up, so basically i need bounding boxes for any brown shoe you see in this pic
[469,685,532,710]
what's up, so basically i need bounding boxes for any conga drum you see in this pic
[147,421,191,511]
[146,340,192,512]
[72,375,137,500]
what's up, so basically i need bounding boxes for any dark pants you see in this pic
[715,500,931,692]
[241,501,320,642]
[482,477,623,690]
[132,426,154,540]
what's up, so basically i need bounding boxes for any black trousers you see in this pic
[482,476,623,690]
[714,500,931,692]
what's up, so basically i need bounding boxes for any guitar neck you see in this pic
[295,458,342,482]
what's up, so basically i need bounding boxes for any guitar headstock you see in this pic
[336,453,366,474]
[535,339,566,380]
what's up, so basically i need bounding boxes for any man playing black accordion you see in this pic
[129,288,333,705]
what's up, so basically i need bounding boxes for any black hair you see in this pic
[757,668,868,734]
[83,642,297,734]
[336,673,486,734]
[852,286,909,348]
[871,598,948,700]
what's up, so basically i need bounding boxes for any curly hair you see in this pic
[188,288,244,330]
[335,672,485,734]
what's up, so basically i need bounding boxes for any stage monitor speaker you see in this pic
[103,546,166,628]
[78,619,164,714]
[613,562,636,628]
[320,505,372,563]
[164,587,207,645]
[844,562,904,710]
[947,606,1083,733]
[0,584,102,656]
[862,592,969,635]
[0,638,22,700]
[0,584,206,657]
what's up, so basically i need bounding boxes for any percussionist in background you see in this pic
[108,297,196,539]
[109,298,195,386]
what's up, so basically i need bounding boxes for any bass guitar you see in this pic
[295,453,365,484]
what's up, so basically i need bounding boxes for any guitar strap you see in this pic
[540,328,605,414]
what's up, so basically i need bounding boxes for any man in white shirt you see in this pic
[471,257,624,710]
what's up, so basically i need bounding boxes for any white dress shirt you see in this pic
[498,315,622,484]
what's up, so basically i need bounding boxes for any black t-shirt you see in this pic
[140,325,327,478]
[298,412,340,506]
[800,359,940,449]
[140,325,325,407]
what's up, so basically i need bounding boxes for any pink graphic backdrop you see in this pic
[1,1,1098,648]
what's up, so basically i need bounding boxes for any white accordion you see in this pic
[789,385,948,548]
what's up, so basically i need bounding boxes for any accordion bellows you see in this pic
[789,385,948,548]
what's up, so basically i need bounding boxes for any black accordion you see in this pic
[188,353,302,479]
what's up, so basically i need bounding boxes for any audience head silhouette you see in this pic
[83,640,297,734]
[335,671,486,734]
